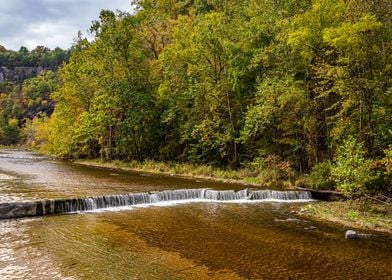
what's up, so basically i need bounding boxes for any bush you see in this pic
[249,155,295,188]
[383,146,392,176]
[374,146,392,195]
[330,136,376,198]
[308,161,334,190]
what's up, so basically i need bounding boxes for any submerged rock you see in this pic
[345,230,358,239]
[274,218,302,223]
[304,226,317,230]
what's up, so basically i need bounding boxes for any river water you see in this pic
[0,150,391,279]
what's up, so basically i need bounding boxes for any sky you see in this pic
[0,0,133,51]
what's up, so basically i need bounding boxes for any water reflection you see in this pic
[0,150,248,201]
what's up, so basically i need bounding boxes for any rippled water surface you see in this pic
[0,150,247,202]
[0,150,391,279]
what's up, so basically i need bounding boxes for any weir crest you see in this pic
[0,189,312,219]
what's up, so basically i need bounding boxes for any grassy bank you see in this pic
[299,201,392,234]
[74,158,300,189]
[74,159,274,186]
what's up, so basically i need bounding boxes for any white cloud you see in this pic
[0,0,133,50]
[23,20,77,50]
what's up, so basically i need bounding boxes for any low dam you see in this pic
[0,189,312,219]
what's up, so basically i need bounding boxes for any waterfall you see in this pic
[0,189,312,219]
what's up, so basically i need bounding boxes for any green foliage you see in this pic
[383,146,392,176]
[10,0,390,196]
[330,137,376,197]
[241,77,308,168]
[245,155,295,188]
[0,71,58,145]
[375,146,392,195]
[308,161,334,190]
[0,44,66,146]
[0,118,19,145]
[157,10,252,166]
[0,46,69,68]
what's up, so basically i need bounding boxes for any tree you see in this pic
[158,11,252,166]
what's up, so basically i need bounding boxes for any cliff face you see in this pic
[0,66,49,83]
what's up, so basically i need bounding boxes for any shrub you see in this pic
[383,146,392,176]
[374,146,392,195]
[249,155,295,188]
[308,161,334,190]
[330,136,376,198]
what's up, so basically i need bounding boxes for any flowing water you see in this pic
[0,150,391,279]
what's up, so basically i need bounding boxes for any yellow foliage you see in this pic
[7,118,18,127]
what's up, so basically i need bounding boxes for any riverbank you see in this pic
[74,159,391,234]
[3,149,391,234]
[298,201,392,234]
[73,159,273,187]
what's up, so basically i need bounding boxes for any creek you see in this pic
[0,150,391,279]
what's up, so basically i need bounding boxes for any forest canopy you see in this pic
[4,0,392,197]
[0,45,70,68]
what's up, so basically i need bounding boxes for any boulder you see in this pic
[345,230,358,239]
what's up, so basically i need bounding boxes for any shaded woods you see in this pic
[5,0,392,197]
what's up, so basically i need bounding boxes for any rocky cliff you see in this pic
[0,66,50,83]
